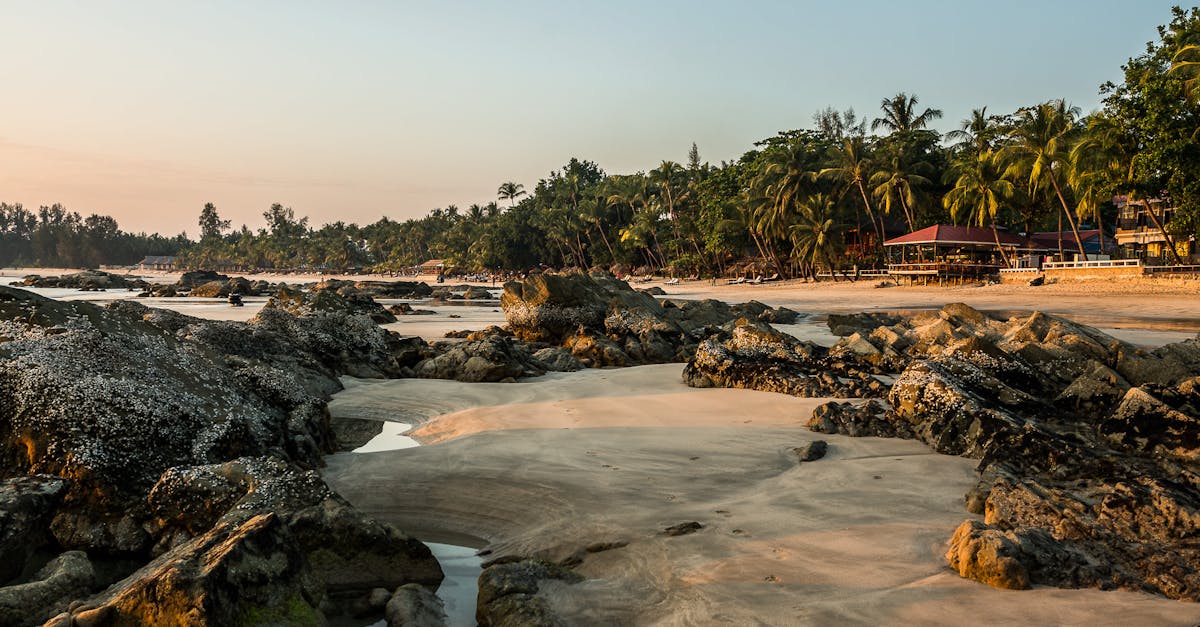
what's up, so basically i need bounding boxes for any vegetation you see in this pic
[2,8,1198,276]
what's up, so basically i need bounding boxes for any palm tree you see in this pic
[999,99,1088,258]
[819,136,882,248]
[790,193,842,278]
[945,107,1000,157]
[1170,44,1200,101]
[943,150,1017,267]
[869,156,930,232]
[497,181,526,208]
[871,92,943,135]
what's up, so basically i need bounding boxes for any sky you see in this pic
[0,1,1187,236]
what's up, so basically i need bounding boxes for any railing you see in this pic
[1144,264,1200,275]
[998,267,1040,274]
[1042,259,1142,269]
[887,263,1002,276]
[815,269,889,279]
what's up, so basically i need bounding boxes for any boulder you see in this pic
[263,285,397,324]
[177,270,230,289]
[462,286,494,300]
[533,347,586,372]
[476,560,581,627]
[386,583,447,627]
[945,520,1030,590]
[0,551,96,626]
[415,336,545,382]
[188,280,229,298]
[0,476,66,584]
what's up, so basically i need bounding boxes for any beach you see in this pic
[9,268,1200,624]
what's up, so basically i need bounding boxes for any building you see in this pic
[1114,196,1195,262]
[419,259,447,275]
[884,225,1048,281]
[1030,229,1113,258]
[137,256,176,271]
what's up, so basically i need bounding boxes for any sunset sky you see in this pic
[0,1,1183,236]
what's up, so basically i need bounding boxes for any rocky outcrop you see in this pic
[0,476,66,584]
[0,551,95,626]
[683,319,886,399]
[264,284,397,324]
[476,560,581,627]
[386,584,447,627]
[12,270,146,291]
[501,271,799,368]
[416,336,546,383]
[695,302,1200,600]
[0,285,442,621]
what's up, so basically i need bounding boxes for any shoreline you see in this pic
[322,365,1200,625]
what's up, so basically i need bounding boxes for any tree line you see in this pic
[4,8,1198,276]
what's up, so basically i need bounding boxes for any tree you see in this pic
[946,107,1002,157]
[790,193,843,277]
[943,150,1016,267]
[497,181,526,208]
[198,203,231,241]
[869,156,931,232]
[819,136,881,248]
[1000,99,1088,257]
[872,92,943,135]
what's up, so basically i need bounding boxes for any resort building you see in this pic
[1114,196,1196,263]
[136,255,176,271]
[1030,229,1113,258]
[884,225,1049,282]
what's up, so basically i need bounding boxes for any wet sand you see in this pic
[323,365,1200,625]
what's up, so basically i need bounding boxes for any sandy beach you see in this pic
[324,366,1200,625]
[10,267,1200,623]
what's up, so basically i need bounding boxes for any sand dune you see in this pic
[323,365,1200,625]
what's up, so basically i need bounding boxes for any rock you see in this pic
[1028,275,1045,287]
[68,513,326,626]
[945,520,1030,590]
[532,347,585,372]
[683,319,881,398]
[0,551,96,627]
[415,336,546,382]
[826,312,902,337]
[792,440,828,462]
[661,521,703,536]
[13,271,146,291]
[263,284,397,323]
[386,583,447,627]
[806,400,912,439]
[476,560,581,627]
[639,286,667,296]
[0,476,66,584]
[189,280,229,298]
[177,270,230,289]
[462,286,494,300]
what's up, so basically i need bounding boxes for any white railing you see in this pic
[998,267,1040,273]
[1042,259,1142,269]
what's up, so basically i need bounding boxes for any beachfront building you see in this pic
[137,255,176,271]
[1030,229,1113,259]
[1114,196,1196,263]
[884,224,1044,282]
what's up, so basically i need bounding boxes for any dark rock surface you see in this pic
[501,271,805,369]
[692,302,1200,601]
[0,285,442,621]
[264,283,398,324]
[12,270,146,291]
[683,319,886,399]
[386,583,447,627]
[476,559,581,627]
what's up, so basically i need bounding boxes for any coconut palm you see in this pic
[999,99,1088,258]
[790,193,843,278]
[819,136,882,248]
[943,150,1016,267]
[869,156,930,232]
[871,92,943,135]
[1170,44,1200,101]
[497,181,526,207]
[945,107,1001,157]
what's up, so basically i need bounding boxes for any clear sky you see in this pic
[0,1,1185,236]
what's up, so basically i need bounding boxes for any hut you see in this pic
[137,256,176,271]
[884,225,1042,282]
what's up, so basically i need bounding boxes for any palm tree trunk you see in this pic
[1141,199,1184,265]
[897,188,915,233]
[992,223,1011,268]
[856,181,885,251]
[1049,176,1088,258]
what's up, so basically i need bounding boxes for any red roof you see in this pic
[884,224,1029,247]
[1030,230,1102,246]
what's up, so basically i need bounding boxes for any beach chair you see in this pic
[664,277,680,285]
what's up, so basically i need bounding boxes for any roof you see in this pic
[1030,230,1103,245]
[884,225,1029,248]
[419,259,446,268]
[138,256,176,264]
